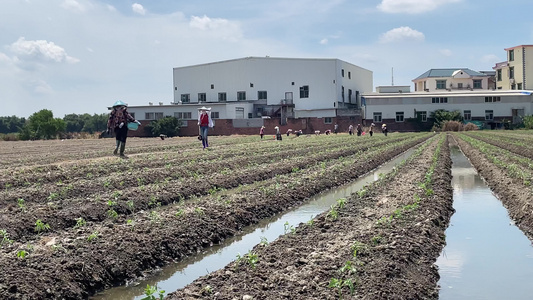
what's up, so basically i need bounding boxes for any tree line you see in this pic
[1,109,182,141]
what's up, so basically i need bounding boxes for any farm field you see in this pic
[1,131,532,299]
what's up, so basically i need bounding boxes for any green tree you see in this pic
[0,116,26,134]
[19,109,66,140]
[146,116,181,137]
[430,109,463,129]
[523,115,533,129]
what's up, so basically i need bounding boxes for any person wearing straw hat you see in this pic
[106,100,141,158]
[198,106,214,149]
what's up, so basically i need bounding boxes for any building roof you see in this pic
[504,45,533,51]
[413,68,488,80]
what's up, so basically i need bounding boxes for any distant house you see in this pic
[127,57,372,136]
[412,68,493,92]
[494,45,533,90]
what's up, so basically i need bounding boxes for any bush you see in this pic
[0,133,19,141]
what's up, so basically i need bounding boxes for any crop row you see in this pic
[167,134,453,299]
[0,134,430,240]
[0,133,433,299]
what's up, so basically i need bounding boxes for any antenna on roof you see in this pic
[391,67,394,86]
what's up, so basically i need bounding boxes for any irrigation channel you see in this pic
[92,149,416,299]
[437,146,533,300]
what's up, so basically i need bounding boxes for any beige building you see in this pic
[412,68,493,92]
[494,45,533,90]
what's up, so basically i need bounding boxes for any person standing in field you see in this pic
[334,123,339,134]
[275,126,282,140]
[198,106,214,149]
[348,124,354,135]
[382,123,388,136]
[369,123,375,137]
[260,126,265,139]
[107,100,141,158]
[356,124,363,136]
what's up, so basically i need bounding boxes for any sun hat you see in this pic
[198,106,211,111]
[112,100,128,107]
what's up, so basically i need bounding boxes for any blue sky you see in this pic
[1,0,532,118]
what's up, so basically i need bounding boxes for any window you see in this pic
[250,83,254,88]
[235,107,244,119]
[485,96,501,102]
[348,71,351,79]
[181,94,190,103]
[396,112,404,122]
[130,113,135,119]
[512,84,516,90]
[510,66,515,79]
[509,49,514,61]
[341,86,345,102]
[464,110,471,121]
[300,85,309,98]
[436,80,447,89]
[485,110,494,120]
[473,80,482,89]
[373,112,382,122]
[497,69,502,81]
[154,112,163,120]
[324,117,332,124]
[145,112,154,120]
[198,93,206,102]
[211,84,214,89]
[174,112,192,119]
[518,83,523,90]
[258,91,267,100]
[419,111,427,122]
[341,69,345,77]
[211,111,219,119]
[348,89,352,103]
[237,91,246,101]
[218,92,227,102]
[431,97,448,103]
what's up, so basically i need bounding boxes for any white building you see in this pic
[362,90,533,130]
[412,68,494,92]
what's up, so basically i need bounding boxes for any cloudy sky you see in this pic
[1,0,531,118]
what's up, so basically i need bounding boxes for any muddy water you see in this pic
[92,149,414,300]
[437,146,533,300]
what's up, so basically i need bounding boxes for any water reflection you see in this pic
[92,150,414,300]
[437,146,533,300]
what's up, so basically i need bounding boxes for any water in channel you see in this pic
[437,146,533,300]
[92,149,415,299]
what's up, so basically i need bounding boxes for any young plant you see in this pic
[259,236,269,246]
[74,217,86,228]
[126,219,135,230]
[328,278,355,299]
[17,250,28,259]
[17,198,26,212]
[87,231,99,242]
[327,205,339,221]
[337,198,346,209]
[34,219,51,233]
[141,284,165,300]
[0,229,13,246]
[175,209,185,218]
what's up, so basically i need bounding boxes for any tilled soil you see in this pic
[167,135,454,299]
[0,134,433,299]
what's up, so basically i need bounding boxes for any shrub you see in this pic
[463,123,479,131]
[441,121,463,131]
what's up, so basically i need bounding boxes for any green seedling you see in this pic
[127,200,135,212]
[17,198,26,212]
[337,198,346,209]
[74,217,86,228]
[327,205,339,221]
[1,229,14,246]
[87,231,99,242]
[339,260,357,275]
[259,236,269,246]
[149,210,161,224]
[107,209,118,219]
[328,278,355,299]
[141,284,165,300]
[17,250,28,259]
[126,219,135,230]
[34,219,51,233]
[175,209,185,218]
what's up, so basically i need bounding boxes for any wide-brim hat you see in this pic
[113,100,128,107]
[198,106,211,111]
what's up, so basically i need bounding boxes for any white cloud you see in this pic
[32,79,54,94]
[132,3,146,15]
[189,15,242,41]
[8,37,79,64]
[440,49,453,56]
[377,0,462,14]
[379,27,425,43]
[61,0,86,13]
[320,38,328,45]
[190,15,230,30]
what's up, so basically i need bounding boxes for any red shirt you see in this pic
[200,113,209,126]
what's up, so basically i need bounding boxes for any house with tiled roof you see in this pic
[412,68,494,92]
